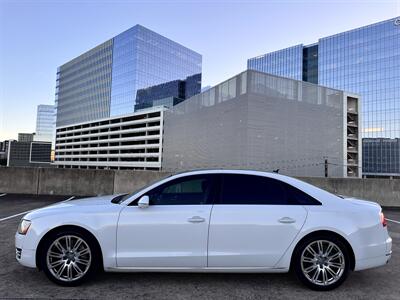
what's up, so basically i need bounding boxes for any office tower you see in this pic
[248,17,400,176]
[55,25,201,127]
[35,104,55,142]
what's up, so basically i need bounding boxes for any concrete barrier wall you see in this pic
[0,167,39,195]
[0,167,399,207]
[299,177,400,207]
[37,168,115,196]
[113,170,171,194]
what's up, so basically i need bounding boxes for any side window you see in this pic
[220,174,289,205]
[146,175,215,205]
[285,184,321,205]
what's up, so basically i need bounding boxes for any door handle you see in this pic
[188,216,205,223]
[278,217,296,224]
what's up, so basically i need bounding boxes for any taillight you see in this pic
[380,212,387,227]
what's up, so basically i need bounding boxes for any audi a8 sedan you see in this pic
[16,170,392,290]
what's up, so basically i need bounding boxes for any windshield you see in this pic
[112,174,172,204]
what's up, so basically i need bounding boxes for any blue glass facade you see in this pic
[247,17,400,176]
[56,40,114,127]
[247,45,303,80]
[363,138,400,175]
[135,80,184,111]
[109,27,138,116]
[319,18,400,175]
[134,73,201,111]
[184,73,202,99]
[302,44,318,84]
[56,25,202,126]
[110,25,202,116]
[35,104,55,143]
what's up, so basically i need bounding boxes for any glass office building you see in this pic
[56,25,202,127]
[248,17,400,176]
[248,45,303,81]
[363,138,400,174]
[55,41,114,127]
[35,105,55,142]
[18,133,35,142]
[134,73,201,111]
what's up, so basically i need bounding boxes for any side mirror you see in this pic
[137,195,150,208]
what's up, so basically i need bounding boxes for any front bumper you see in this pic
[386,235,393,258]
[15,233,37,268]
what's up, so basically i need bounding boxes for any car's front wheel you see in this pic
[293,235,351,291]
[39,229,99,286]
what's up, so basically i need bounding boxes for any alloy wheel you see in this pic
[300,240,345,286]
[46,235,92,282]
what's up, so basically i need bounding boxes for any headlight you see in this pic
[17,219,31,235]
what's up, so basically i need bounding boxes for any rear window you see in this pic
[219,174,321,205]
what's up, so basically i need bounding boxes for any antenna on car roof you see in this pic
[273,169,280,173]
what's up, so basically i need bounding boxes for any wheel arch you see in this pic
[35,225,104,271]
[290,230,356,271]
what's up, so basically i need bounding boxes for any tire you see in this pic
[39,229,100,286]
[293,234,351,291]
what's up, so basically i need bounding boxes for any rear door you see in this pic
[208,174,308,267]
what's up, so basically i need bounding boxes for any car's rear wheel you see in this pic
[293,235,350,291]
[39,230,99,286]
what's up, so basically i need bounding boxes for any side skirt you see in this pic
[105,266,289,273]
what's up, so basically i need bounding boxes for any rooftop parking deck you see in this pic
[0,193,399,299]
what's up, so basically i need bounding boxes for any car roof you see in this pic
[170,168,276,175]
[169,169,289,181]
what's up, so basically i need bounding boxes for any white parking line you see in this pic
[387,218,400,225]
[0,196,75,222]
[0,193,7,197]
[0,211,31,222]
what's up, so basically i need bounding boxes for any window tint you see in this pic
[285,184,321,205]
[146,175,215,205]
[220,174,288,205]
[220,174,321,205]
[163,179,204,194]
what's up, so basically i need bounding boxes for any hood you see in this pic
[23,194,122,220]
[65,195,121,206]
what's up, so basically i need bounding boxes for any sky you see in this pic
[0,0,399,140]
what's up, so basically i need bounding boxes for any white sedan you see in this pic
[15,170,392,290]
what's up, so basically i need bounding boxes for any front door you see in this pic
[117,174,217,268]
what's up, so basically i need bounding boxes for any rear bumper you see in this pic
[355,236,392,271]
[354,252,391,271]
